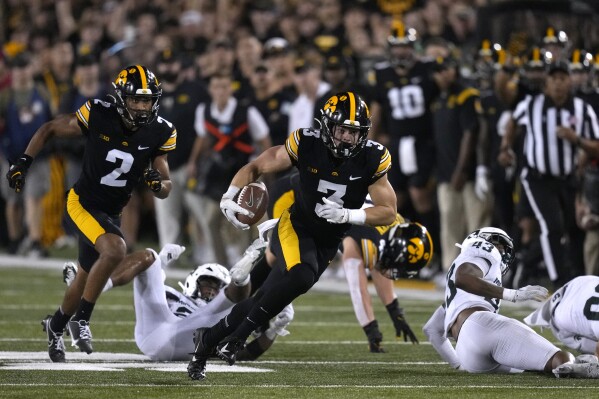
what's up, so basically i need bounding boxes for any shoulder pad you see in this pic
[461,239,502,264]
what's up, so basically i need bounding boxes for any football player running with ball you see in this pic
[423,227,599,378]
[187,92,397,380]
[6,65,176,362]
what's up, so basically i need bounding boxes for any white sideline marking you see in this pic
[0,352,271,373]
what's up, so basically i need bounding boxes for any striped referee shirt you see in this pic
[513,94,599,176]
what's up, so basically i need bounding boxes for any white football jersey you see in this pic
[164,286,200,318]
[550,276,599,350]
[444,238,504,337]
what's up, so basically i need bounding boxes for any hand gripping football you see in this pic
[234,181,269,226]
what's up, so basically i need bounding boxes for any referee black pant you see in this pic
[520,167,584,287]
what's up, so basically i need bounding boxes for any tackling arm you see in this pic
[422,305,461,369]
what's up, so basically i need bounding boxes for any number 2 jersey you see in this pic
[443,239,504,337]
[284,128,391,242]
[75,99,176,215]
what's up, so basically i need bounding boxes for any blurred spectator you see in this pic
[263,37,297,98]
[247,62,293,148]
[189,72,271,265]
[288,59,330,132]
[0,52,52,256]
[153,49,211,261]
[233,35,263,101]
[431,56,492,272]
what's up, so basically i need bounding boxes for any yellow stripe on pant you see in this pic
[66,189,106,244]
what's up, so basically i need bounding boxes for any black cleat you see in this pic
[216,336,246,366]
[41,315,66,362]
[67,319,93,354]
[187,328,214,380]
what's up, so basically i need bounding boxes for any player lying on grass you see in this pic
[422,227,599,378]
[524,275,599,358]
[56,238,293,361]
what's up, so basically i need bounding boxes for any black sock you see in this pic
[50,307,72,332]
[363,320,382,342]
[385,298,400,318]
[74,298,95,322]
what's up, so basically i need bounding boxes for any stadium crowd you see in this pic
[1,0,599,292]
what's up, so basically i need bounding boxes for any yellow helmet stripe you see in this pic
[136,65,148,90]
[348,92,356,122]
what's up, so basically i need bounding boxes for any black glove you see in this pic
[6,154,33,193]
[363,320,385,353]
[143,168,162,192]
[391,308,419,344]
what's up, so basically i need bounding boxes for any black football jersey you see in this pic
[284,128,391,241]
[75,99,176,214]
[371,61,439,139]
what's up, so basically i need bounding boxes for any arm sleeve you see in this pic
[422,305,461,369]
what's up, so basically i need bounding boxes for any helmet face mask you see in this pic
[320,92,371,158]
[180,263,231,302]
[376,222,433,279]
[112,65,162,128]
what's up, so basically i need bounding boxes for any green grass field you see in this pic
[1,264,598,399]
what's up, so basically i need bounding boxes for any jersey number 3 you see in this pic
[100,149,134,187]
[314,180,346,214]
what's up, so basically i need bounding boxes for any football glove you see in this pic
[265,304,294,340]
[474,165,490,201]
[316,197,366,225]
[503,285,549,302]
[143,168,162,192]
[220,185,251,230]
[392,308,419,344]
[363,320,385,353]
[6,154,33,193]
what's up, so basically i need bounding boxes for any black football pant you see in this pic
[520,168,584,287]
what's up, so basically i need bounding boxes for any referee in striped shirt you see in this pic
[498,60,599,287]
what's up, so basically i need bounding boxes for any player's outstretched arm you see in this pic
[230,145,292,188]
[24,113,83,159]
[365,174,397,227]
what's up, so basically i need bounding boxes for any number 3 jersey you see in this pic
[443,239,504,337]
[284,128,391,242]
[75,99,176,215]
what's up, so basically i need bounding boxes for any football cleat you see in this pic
[158,244,186,267]
[67,319,93,354]
[230,238,267,285]
[62,262,78,287]
[553,362,599,378]
[216,336,246,366]
[41,315,66,363]
[187,328,213,380]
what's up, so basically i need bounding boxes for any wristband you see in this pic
[347,209,367,225]
[502,288,516,302]
[20,154,34,167]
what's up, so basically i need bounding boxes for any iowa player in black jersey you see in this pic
[187,92,396,380]
[369,20,441,258]
[6,65,176,362]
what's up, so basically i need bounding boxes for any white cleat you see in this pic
[230,238,267,285]
[158,244,186,267]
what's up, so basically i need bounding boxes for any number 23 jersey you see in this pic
[284,128,391,241]
[443,239,503,337]
[75,99,176,215]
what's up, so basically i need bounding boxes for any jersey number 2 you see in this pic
[100,149,134,187]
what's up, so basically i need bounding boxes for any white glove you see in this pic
[503,285,549,302]
[315,197,366,225]
[220,185,251,230]
[265,304,294,340]
[474,165,490,201]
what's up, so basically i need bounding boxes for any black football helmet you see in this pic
[112,65,162,128]
[387,19,417,69]
[376,222,433,280]
[319,92,371,158]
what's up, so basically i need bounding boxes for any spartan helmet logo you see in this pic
[406,237,429,264]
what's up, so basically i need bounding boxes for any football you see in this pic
[235,181,269,226]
